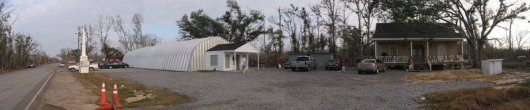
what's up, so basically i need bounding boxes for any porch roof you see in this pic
[207,42,259,53]
[373,23,463,41]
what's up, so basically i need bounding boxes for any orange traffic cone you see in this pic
[112,82,121,108]
[99,82,108,106]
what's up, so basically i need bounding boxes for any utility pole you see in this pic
[76,27,82,51]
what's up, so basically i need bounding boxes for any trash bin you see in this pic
[481,59,503,75]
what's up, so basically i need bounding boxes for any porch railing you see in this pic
[376,55,464,64]
[428,55,464,63]
[376,56,409,63]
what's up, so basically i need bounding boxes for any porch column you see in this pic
[410,41,413,57]
[374,41,377,58]
[461,41,464,69]
[257,52,260,70]
[246,53,249,70]
[234,51,237,71]
[427,41,432,71]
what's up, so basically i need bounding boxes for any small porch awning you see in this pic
[207,42,259,53]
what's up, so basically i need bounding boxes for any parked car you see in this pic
[357,59,386,74]
[290,56,317,71]
[325,59,342,70]
[27,64,37,68]
[68,63,98,71]
[99,61,129,69]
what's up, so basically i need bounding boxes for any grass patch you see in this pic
[0,67,26,75]
[420,87,530,110]
[73,72,192,108]
[405,69,507,83]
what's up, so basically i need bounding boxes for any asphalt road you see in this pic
[0,64,57,110]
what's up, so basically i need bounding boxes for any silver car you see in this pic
[357,59,386,74]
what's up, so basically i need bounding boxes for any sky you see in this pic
[7,0,319,56]
[6,0,530,56]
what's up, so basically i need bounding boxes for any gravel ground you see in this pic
[101,68,494,110]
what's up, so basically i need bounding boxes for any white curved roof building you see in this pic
[123,37,229,71]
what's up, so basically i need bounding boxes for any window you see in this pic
[437,44,446,55]
[388,46,398,56]
[210,55,218,66]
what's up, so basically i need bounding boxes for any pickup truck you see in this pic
[290,56,317,71]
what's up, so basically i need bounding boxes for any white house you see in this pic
[205,42,260,71]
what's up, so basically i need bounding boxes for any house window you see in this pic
[437,44,447,55]
[388,46,398,56]
[210,55,218,66]
[225,54,231,68]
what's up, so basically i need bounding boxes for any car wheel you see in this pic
[291,68,296,71]
[109,66,113,69]
[358,70,362,74]
[125,65,129,68]
[89,67,94,71]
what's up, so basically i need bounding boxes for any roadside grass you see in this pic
[405,69,507,83]
[0,67,25,75]
[73,72,192,108]
[420,81,530,110]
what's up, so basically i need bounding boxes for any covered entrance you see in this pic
[205,42,260,71]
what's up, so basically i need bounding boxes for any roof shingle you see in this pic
[373,23,462,38]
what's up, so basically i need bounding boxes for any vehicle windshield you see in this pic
[296,57,310,61]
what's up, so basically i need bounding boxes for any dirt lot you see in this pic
[40,69,98,110]
[99,68,495,110]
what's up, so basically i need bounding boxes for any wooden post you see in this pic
[427,41,431,71]
[374,41,377,59]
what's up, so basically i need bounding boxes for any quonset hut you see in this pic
[123,37,229,71]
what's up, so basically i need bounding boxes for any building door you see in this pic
[225,54,231,69]
[413,44,425,62]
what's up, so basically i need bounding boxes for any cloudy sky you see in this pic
[6,0,530,56]
[7,0,318,56]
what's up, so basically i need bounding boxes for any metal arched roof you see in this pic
[123,36,228,71]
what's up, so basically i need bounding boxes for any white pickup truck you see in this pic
[290,56,317,71]
[68,63,99,71]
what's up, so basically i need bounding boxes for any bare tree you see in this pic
[112,15,131,53]
[95,15,113,59]
[515,30,529,50]
[436,0,529,67]
[313,0,341,54]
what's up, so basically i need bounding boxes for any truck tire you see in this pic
[291,68,296,71]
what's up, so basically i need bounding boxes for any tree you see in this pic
[95,15,113,60]
[515,30,529,50]
[177,9,226,40]
[379,0,529,68]
[436,0,529,67]
[343,0,381,59]
[219,0,266,42]
[313,0,341,54]
[112,14,159,53]
[112,15,131,53]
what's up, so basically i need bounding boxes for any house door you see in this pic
[413,44,425,61]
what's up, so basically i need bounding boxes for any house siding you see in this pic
[376,41,461,57]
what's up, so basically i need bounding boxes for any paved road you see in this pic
[103,68,494,110]
[0,64,57,110]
